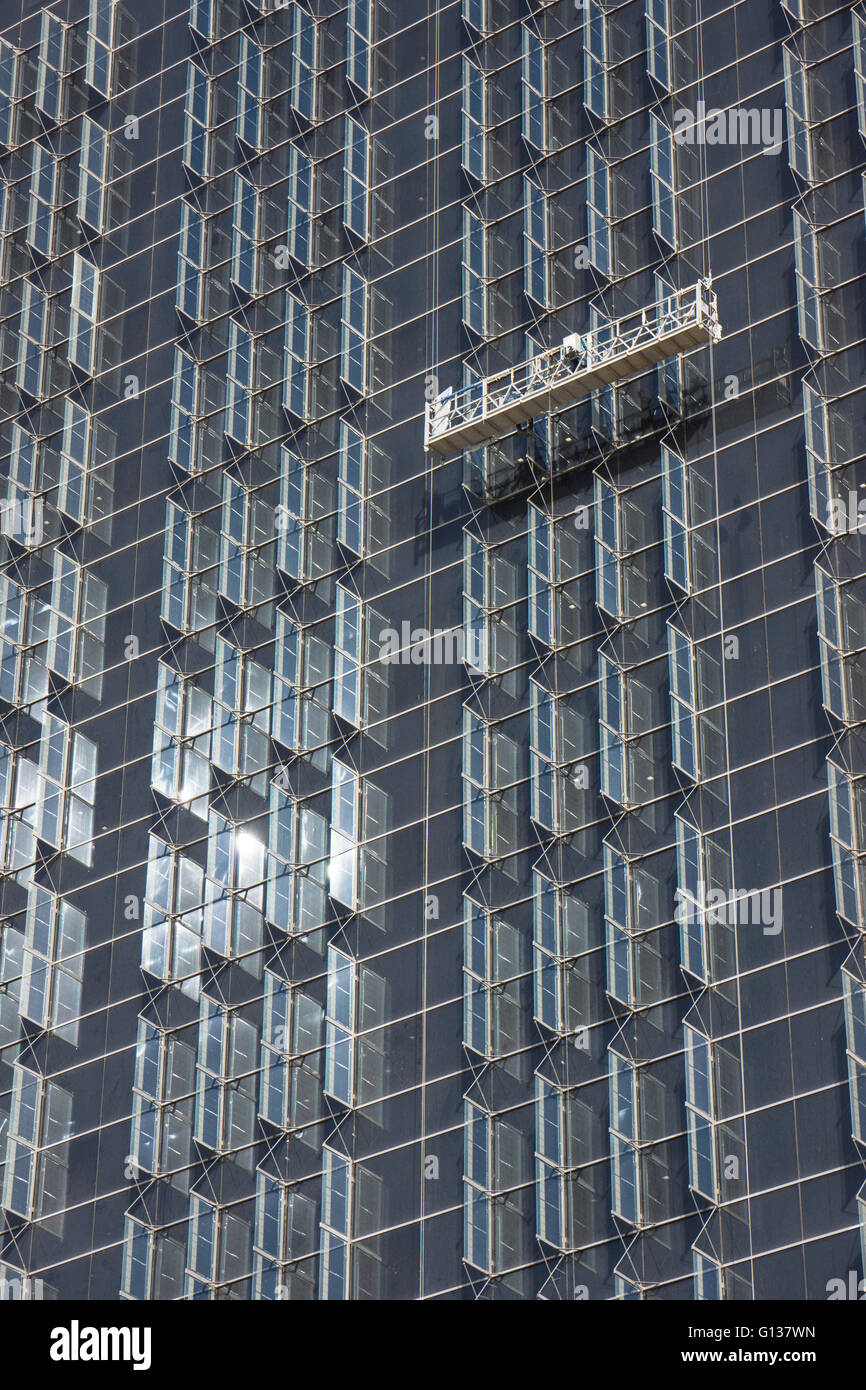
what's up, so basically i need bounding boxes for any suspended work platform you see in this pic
[424,279,722,458]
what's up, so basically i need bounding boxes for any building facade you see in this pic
[0,0,863,1301]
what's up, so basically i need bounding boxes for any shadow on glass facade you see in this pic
[0,0,863,1302]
